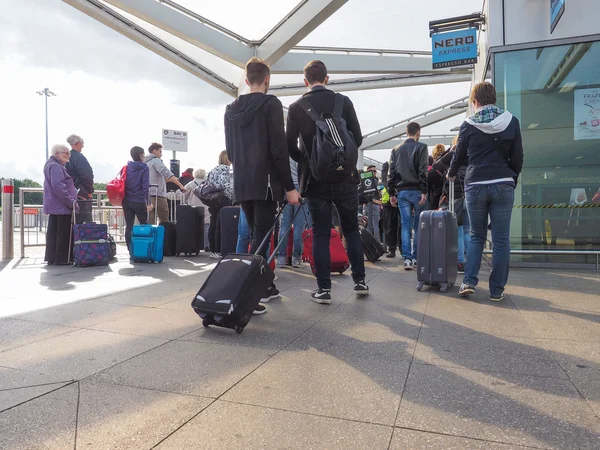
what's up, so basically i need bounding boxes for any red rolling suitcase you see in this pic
[302,227,349,275]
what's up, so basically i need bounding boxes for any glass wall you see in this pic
[494,40,600,265]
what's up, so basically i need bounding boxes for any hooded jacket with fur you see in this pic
[448,105,524,186]
[224,92,294,203]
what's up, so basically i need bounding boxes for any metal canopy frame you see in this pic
[64,0,473,151]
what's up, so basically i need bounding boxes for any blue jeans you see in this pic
[363,202,381,243]
[398,190,426,260]
[464,184,514,296]
[277,203,307,259]
[236,207,272,255]
[457,207,471,264]
[236,209,251,253]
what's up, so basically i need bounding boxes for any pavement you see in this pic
[1,247,600,449]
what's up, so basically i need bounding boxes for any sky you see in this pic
[0,0,483,184]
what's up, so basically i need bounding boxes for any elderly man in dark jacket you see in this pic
[44,144,79,265]
[65,134,94,223]
[225,57,300,314]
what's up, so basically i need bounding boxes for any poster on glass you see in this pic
[574,88,600,141]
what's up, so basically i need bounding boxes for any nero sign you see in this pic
[431,28,478,69]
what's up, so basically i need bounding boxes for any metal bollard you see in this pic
[1,179,14,259]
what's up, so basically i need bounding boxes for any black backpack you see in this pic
[298,94,358,183]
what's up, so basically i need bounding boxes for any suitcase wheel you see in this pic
[417,282,424,292]
[439,284,449,293]
[202,317,212,328]
[234,326,244,335]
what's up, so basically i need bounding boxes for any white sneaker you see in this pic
[404,259,413,271]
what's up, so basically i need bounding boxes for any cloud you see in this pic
[0,0,232,107]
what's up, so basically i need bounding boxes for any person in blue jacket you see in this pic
[123,146,151,251]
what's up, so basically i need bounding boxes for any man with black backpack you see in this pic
[286,60,368,303]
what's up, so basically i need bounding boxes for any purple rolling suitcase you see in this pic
[72,223,110,267]
[416,181,458,293]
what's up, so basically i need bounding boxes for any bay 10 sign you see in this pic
[431,28,478,69]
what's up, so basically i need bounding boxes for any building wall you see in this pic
[488,0,599,48]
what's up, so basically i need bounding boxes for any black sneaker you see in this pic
[386,250,396,258]
[354,281,369,296]
[490,292,505,302]
[310,289,331,304]
[253,304,267,315]
[458,283,475,297]
[260,286,281,303]
[457,263,465,274]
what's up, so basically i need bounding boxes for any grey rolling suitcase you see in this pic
[416,181,458,293]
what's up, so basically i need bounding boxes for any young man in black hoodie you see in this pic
[286,60,368,303]
[225,57,300,315]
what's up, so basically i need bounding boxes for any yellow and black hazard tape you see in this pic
[515,204,600,209]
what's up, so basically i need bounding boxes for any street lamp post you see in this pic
[36,88,56,161]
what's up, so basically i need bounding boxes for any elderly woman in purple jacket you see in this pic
[43,144,79,265]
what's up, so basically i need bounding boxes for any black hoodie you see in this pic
[225,93,295,203]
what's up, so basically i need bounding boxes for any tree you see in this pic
[0,178,43,206]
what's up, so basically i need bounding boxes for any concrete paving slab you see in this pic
[154,296,194,312]
[0,366,69,390]
[0,383,77,450]
[0,255,215,317]
[424,294,537,338]
[542,339,600,372]
[264,285,352,321]
[390,428,526,449]
[414,329,567,378]
[289,321,416,362]
[92,340,275,397]
[396,363,600,449]
[11,299,146,328]
[156,400,393,449]
[508,270,600,299]
[320,300,426,336]
[0,318,76,352]
[91,280,199,308]
[510,297,600,341]
[0,382,70,413]
[89,307,202,340]
[178,317,313,351]
[0,328,167,379]
[76,380,212,449]
[222,345,410,425]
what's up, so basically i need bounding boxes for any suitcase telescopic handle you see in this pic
[255,199,305,263]
[449,180,455,213]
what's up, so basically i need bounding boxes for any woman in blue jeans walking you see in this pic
[448,82,524,301]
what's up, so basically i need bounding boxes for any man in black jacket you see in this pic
[65,134,94,223]
[225,57,300,314]
[286,60,368,303]
[388,122,428,270]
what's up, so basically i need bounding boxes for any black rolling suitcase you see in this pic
[219,206,240,255]
[192,201,303,334]
[416,181,458,293]
[176,201,205,256]
[360,227,385,262]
